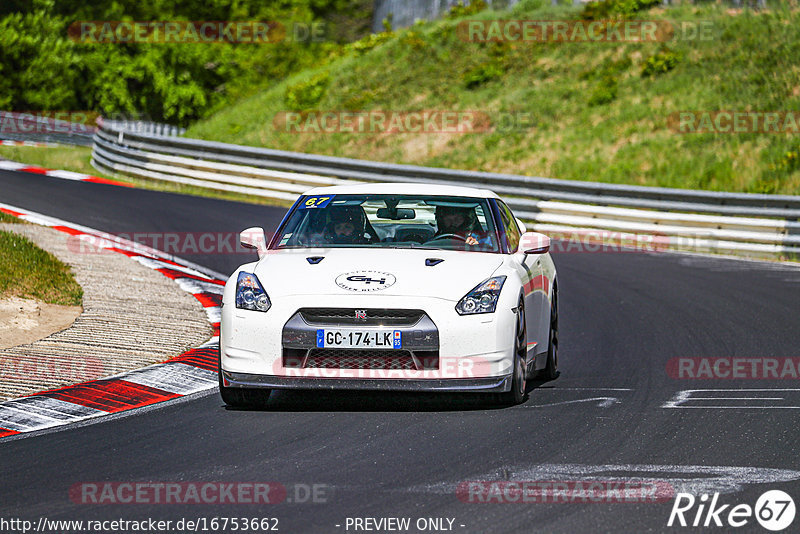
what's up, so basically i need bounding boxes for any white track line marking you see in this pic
[540,387,633,391]
[1,397,104,420]
[663,389,800,409]
[199,337,220,348]
[523,397,621,408]
[122,363,217,395]
[204,307,222,323]
[0,161,27,170]
[174,277,225,295]
[133,256,218,280]
[0,406,74,432]
[45,169,95,181]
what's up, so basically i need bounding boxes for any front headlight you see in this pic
[235,272,271,312]
[455,276,507,315]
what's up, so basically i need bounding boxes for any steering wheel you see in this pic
[401,233,427,244]
[425,233,468,243]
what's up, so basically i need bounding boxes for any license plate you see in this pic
[316,329,402,349]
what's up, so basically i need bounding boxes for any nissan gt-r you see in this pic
[219,183,558,406]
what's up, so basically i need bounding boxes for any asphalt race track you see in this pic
[1,168,800,533]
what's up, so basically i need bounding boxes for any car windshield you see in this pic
[274,194,500,253]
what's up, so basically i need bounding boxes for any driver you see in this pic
[324,206,370,245]
[434,205,486,246]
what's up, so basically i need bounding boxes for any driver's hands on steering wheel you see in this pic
[426,233,479,246]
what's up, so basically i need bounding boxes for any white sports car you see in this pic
[219,183,558,406]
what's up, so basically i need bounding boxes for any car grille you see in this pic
[306,349,416,369]
[282,348,439,370]
[298,308,425,326]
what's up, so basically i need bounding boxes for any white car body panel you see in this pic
[220,183,557,394]
[250,248,504,300]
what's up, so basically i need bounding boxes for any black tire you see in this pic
[218,348,270,408]
[539,286,559,381]
[498,297,527,405]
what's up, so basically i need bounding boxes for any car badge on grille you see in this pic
[354,309,367,321]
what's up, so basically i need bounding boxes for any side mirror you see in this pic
[520,232,550,254]
[240,227,267,259]
[515,217,527,233]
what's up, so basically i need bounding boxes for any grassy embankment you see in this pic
[4,0,800,198]
[189,0,800,195]
[0,220,83,306]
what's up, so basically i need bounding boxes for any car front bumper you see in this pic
[222,293,517,379]
[221,370,513,392]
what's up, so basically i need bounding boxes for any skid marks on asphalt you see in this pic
[521,387,633,409]
[403,463,800,499]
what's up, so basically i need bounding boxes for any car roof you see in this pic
[302,182,500,199]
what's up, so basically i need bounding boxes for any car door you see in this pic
[496,201,548,358]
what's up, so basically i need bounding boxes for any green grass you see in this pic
[0,230,83,306]
[186,0,800,195]
[0,146,292,208]
[0,145,102,176]
[5,1,798,199]
[0,211,19,223]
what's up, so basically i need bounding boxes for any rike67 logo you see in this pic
[668,490,795,531]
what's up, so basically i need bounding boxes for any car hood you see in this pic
[252,248,504,301]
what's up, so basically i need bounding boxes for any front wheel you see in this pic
[218,349,270,408]
[498,297,527,405]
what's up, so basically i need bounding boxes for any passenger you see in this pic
[324,206,371,245]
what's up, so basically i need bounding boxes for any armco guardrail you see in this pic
[104,120,185,137]
[0,111,96,146]
[92,119,800,259]
[0,115,184,147]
